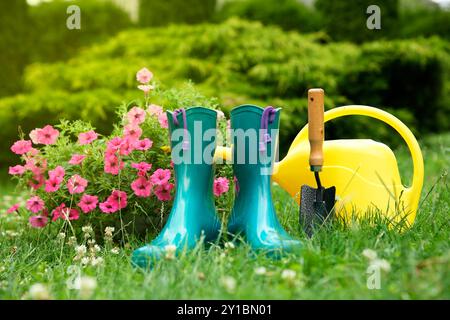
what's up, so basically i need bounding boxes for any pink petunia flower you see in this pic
[36,125,59,145]
[154,183,174,201]
[127,107,146,125]
[99,200,119,214]
[69,154,86,165]
[134,138,153,151]
[29,174,45,190]
[11,140,32,155]
[48,166,65,180]
[29,215,48,228]
[131,162,152,173]
[51,203,66,221]
[137,84,154,94]
[104,153,124,175]
[131,177,152,197]
[118,137,135,156]
[25,157,47,175]
[150,169,171,186]
[147,104,164,117]
[44,176,62,193]
[123,124,142,141]
[78,130,98,145]
[136,67,153,84]
[213,177,230,197]
[7,203,20,214]
[9,165,26,175]
[78,194,98,213]
[60,207,80,221]
[106,137,124,153]
[108,190,127,210]
[158,113,168,129]
[67,175,88,194]
[26,196,45,213]
[29,129,40,144]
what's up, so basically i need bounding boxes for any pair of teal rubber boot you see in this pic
[131,106,301,268]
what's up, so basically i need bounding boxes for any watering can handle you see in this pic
[290,105,424,201]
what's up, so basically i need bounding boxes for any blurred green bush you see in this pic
[216,0,323,34]
[1,19,448,167]
[0,0,29,97]
[29,0,132,62]
[139,0,216,26]
[315,0,400,43]
[0,0,132,98]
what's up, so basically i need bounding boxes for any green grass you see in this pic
[0,133,448,299]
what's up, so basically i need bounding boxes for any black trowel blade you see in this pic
[300,184,336,237]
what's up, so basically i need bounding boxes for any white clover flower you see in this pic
[57,232,66,240]
[82,225,93,234]
[110,247,120,255]
[93,244,101,253]
[224,242,235,250]
[90,257,104,267]
[75,245,87,255]
[87,239,96,245]
[362,249,378,261]
[81,257,90,266]
[104,227,114,238]
[75,276,97,299]
[281,269,296,281]
[67,236,77,246]
[164,244,177,260]
[220,276,236,293]
[28,283,50,300]
[254,267,267,275]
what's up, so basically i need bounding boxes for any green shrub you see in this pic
[139,0,216,26]
[315,0,399,43]
[1,20,447,167]
[339,39,449,132]
[216,0,323,33]
[29,0,132,63]
[0,0,29,97]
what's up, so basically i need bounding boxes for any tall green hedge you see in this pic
[29,0,132,62]
[315,0,399,43]
[216,0,323,33]
[1,20,448,168]
[0,0,29,97]
[139,0,216,26]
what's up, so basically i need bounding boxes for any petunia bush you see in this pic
[7,68,233,242]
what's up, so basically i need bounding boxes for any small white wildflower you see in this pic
[220,276,236,293]
[28,283,50,300]
[254,267,267,275]
[67,236,77,246]
[57,232,66,241]
[104,226,114,238]
[75,276,97,299]
[82,225,93,234]
[164,244,177,260]
[281,269,297,281]
[87,239,96,245]
[74,245,87,261]
[93,244,101,253]
[110,247,120,255]
[362,249,378,261]
[90,257,104,267]
[224,242,235,250]
[81,257,90,266]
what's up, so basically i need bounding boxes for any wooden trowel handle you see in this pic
[308,88,324,171]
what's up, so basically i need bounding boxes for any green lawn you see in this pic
[0,133,448,299]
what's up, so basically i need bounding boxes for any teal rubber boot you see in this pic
[132,107,221,268]
[228,105,302,256]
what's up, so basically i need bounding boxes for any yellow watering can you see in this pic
[216,105,424,228]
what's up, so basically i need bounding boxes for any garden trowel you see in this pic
[299,89,336,236]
